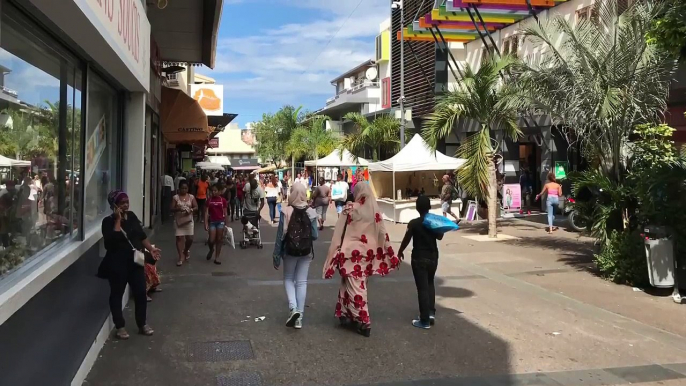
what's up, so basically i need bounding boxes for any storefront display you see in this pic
[0,4,84,275]
[84,71,120,229]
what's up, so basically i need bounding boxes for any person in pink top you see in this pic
[536,172,563,234]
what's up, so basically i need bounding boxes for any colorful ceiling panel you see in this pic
[399,0,567,43]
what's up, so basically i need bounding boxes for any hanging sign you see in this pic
[554,161,568,180]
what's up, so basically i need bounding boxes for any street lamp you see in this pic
[392,0,405,149]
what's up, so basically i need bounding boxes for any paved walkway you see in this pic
[85,209,686,386]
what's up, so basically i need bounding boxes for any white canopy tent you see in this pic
[207,156,231,166]
[368,134,465,172]
[304,149,369,167]
[368,134,466,223]
[196,162,225,171]
[0,155,30,167]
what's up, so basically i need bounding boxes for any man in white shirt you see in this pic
[331,173,349,217]
[294,173,305,187]
[174,172,186,193]
[162,173,174,222]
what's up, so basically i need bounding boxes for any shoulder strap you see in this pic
[119,227,136,250]
[337,220,348,251]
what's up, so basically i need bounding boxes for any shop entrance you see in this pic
[518,142,541,210]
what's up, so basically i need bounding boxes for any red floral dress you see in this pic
[323,186,399,326]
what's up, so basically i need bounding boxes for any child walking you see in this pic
[397,196,444,329]
[205,184,228,264]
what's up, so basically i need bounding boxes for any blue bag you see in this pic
[422,213,459,234]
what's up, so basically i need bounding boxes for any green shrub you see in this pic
[594,230,648,287]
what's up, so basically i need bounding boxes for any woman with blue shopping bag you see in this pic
[397,196,458,330]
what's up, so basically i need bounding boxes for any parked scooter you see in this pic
[565,197,586,232]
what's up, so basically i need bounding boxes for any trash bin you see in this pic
[643,225,675,288]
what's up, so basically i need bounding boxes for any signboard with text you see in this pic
[77,0,151,89]
[208,138,219,148]
[85,115,107,186]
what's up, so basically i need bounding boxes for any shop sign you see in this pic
[192,146,205,160]
[178,127,205,132]
[502,184,522,212]
[190,84,224,116]
[85,115,107,186]
[76,0,151,88]
[208,138,219,148]
[235,158,258,167]
[554,161,568,180]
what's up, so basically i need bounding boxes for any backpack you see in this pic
[285,208,313,257]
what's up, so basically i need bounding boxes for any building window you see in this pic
[0,3,84,276]
[167,72,177,80]
[503,35,520,58]
[576,6,598,23]
[480,46,495,65]
[83,70,120,229]
[381,77,391,109]
[375,34,382,61]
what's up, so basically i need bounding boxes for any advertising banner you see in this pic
[85,115,107,186]
[190,84,224,116]
[502,184,522,211]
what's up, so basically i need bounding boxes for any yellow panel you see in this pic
[381,30,390,62]
[431,9,516,23]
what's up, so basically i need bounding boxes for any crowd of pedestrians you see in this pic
[100,168,453,340]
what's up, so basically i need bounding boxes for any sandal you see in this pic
[184,251,190,260]
[115,328,129,340]
[139,325,154,336]
[150,287,162,293]
[214,260,222,265]
[147,295,152,302]
[357,323,371,338]
[176,261,183,267]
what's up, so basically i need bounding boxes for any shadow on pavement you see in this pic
[85,220,513,386]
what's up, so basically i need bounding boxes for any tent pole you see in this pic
[392,170,397,223]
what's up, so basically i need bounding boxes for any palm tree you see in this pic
[340,113,399,162]
[422,55,522,238]
[285,114,336,171]
[514,0,677,231]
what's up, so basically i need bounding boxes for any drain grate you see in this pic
[216,372,263,386]
[187,341,254,362]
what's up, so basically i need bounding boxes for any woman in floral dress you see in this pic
[322,183,399,337]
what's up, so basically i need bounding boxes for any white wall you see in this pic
[123,93,147,219]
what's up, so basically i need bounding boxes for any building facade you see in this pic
[0,0,223,385]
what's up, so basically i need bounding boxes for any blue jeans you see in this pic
[267,197,277,222]
[547,196,559,229]
[283,254,312,314]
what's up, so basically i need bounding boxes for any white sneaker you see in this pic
[286,310,300,327]
[294,317,302,329]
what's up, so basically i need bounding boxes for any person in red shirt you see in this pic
[235,175,245,219]
[204,184,228,264]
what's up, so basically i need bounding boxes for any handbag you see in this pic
[121,228,146,267]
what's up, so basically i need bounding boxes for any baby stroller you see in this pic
[240,210,263,249]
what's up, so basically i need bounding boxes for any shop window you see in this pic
[0,4,83,276]
[84,71,119,229]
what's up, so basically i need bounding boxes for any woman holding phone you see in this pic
[99,190,160,339]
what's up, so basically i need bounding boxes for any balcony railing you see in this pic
[326,81,379,105]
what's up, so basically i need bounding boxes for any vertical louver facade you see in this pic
[391,0,436,120]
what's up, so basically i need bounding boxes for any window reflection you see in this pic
[0,5,82,275]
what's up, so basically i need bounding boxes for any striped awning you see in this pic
[399,0,568,43]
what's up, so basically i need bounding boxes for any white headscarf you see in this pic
[280,182,315,237]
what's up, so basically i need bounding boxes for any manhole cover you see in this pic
[187,341,254,362]
[217,372,262,386]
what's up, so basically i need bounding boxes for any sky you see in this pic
[204,0,390,126]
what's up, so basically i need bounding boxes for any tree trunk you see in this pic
[372,148,378,162]
[291,154,295,180]
[487,157,498,238]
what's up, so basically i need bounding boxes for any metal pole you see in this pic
[399,0,406,149]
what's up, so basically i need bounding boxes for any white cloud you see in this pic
[208,0,390,108]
